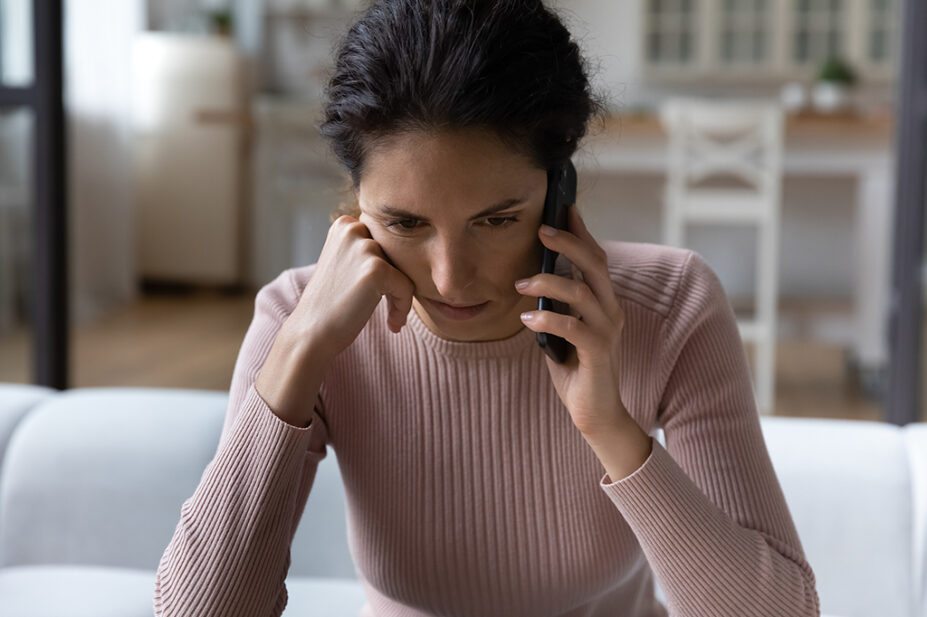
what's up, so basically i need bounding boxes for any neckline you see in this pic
[406,302,538,359]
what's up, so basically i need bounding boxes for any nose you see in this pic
[428,235,476,301]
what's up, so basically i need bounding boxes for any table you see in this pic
[580,110,895,388]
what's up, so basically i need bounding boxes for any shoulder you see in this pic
[586,240,717,320]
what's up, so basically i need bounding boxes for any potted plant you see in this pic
[207,9,233,37]
[812,56,857,112]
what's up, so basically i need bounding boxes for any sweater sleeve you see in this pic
[597,251,821,617]
[153,267,330,617]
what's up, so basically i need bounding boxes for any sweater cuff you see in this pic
[597,438,708,523]
[232,383,326,458]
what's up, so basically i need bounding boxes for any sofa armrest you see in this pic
[761,416,918,617]
[0,384,55,468]
[905,423,927,617]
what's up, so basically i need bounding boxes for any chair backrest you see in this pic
[660,97,784,197]
[659,98,783,240]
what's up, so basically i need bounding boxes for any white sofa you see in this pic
[0,383,924,617]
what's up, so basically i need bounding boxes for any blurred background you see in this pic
[0,0,924,424]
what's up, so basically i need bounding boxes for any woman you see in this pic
[154,1,820,616]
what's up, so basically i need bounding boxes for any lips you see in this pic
[435,300,485,308]
[425,298,490,320]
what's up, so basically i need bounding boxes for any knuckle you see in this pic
[575,283,595,304]
[336,215,367,235]
[565,316,581,334]
[360,257,383,281]
[360,238,380,254]
[333,214,355,228]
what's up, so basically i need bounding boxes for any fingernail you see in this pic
[520,312,535,321]
[514,279,530,290]
[539,224,557,236]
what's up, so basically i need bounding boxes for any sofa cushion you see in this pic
[284,576,368,616]
[0,564,157,617]
[0,388,226,569]
[290,451,357,579]
[0,565,368,617]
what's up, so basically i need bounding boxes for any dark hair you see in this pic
[318,0,605,201]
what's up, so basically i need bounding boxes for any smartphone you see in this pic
[536,159,577,363]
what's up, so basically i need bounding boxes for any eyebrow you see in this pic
[376,197,526,222]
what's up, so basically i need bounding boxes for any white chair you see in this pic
[659,98,784,415]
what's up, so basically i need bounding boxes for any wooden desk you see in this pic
[597,108,893,139]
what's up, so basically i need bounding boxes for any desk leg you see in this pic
[853,161,894,400]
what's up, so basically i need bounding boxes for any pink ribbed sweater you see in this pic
[153,240,820,617]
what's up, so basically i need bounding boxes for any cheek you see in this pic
[370,234,427,280]
[484,232,542,285]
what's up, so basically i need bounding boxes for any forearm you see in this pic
[596,440,820,617]
[154,386,317,616]
[255,324,331,428]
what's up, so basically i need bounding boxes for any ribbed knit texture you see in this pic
[153,241,820,617]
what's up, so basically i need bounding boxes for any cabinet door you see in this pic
[133,34,245,285]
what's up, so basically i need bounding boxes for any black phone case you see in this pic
[536,160,577,363]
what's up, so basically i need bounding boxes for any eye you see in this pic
[384,215,519,233]
[484,216,519,228]
[385,218,420,231]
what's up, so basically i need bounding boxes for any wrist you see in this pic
[583,418,653,483]
[256,327,331,428]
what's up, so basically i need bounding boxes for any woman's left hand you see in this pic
[514,206,633,442]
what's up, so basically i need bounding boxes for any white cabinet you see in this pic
[642,0,899,81]
[131,33,247,285]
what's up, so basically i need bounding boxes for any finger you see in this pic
[537,222,619,319]
[568,206,598,247]
[516,273,612,332]
[567,209,625,323]
[379,261,415,332]
[519,308,597,353]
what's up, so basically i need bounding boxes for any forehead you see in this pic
[357,129,545,213]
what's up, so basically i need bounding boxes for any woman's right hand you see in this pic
[256,215,414,426]
[287,214,415,361]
